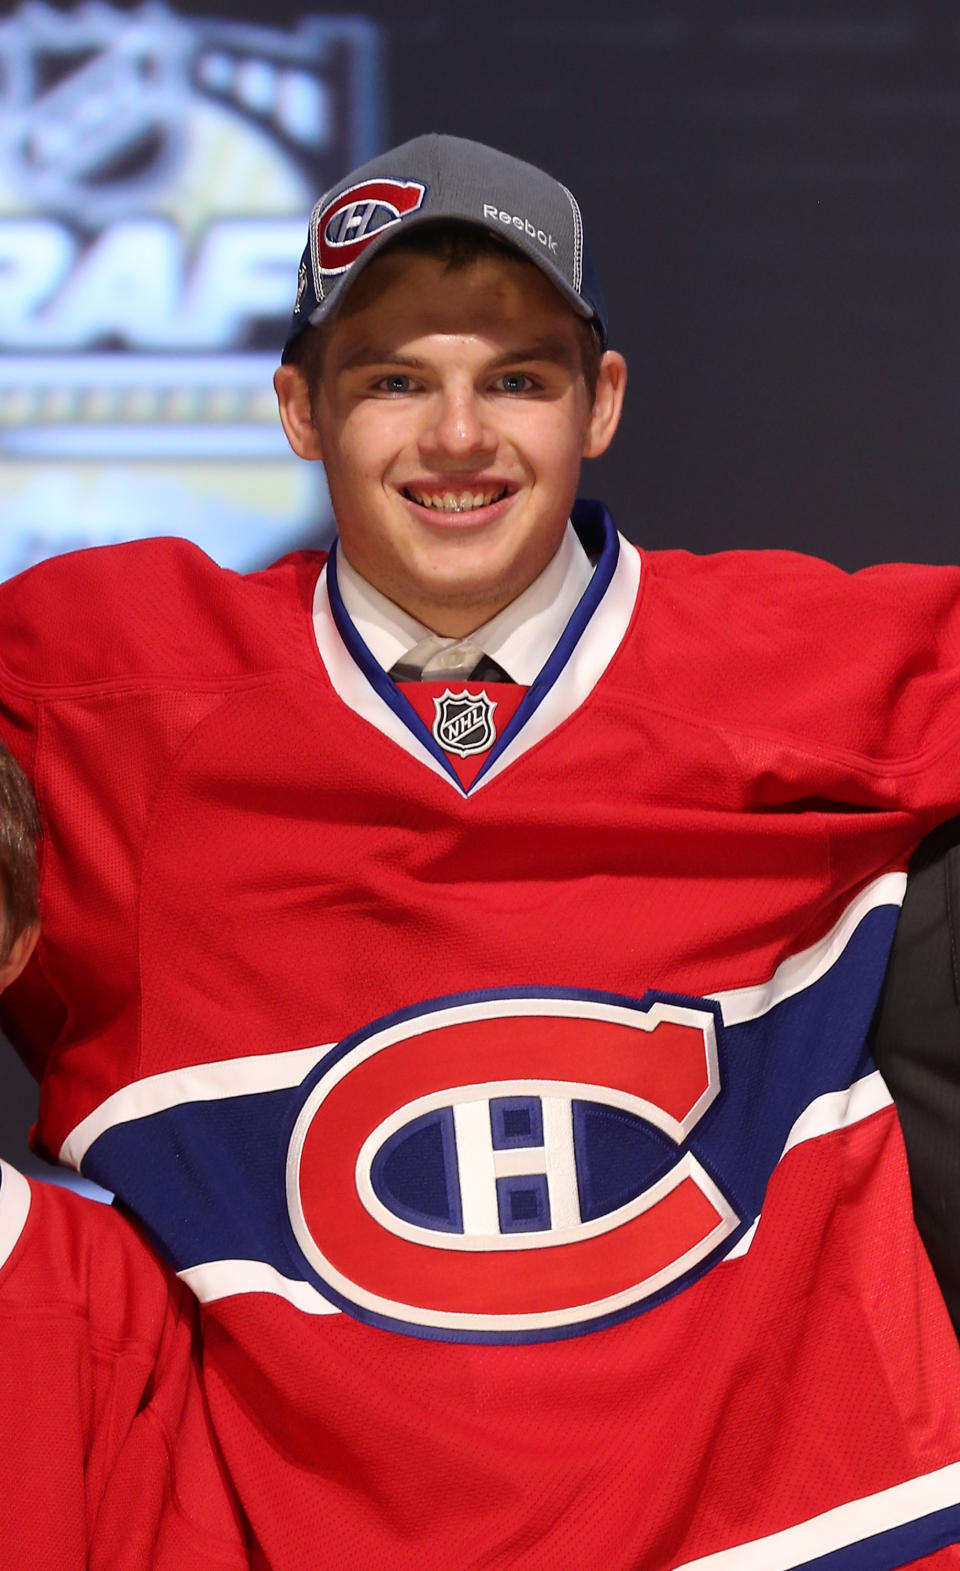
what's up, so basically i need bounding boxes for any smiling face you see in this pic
[274,244,626,635]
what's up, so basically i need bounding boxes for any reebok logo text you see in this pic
[483,204,559,253]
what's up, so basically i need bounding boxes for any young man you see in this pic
[0,744,246,1570]
[4,132,960,1568]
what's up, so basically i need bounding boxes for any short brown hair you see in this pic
[0,744,40,962]
[286,224,605,404]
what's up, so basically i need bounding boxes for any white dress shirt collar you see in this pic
[335,521,594,684]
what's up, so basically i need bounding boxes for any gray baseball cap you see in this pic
[281,132,608,360]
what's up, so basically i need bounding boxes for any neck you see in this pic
[336,560,541,639]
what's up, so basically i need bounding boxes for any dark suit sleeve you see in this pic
[872,816,960,1338]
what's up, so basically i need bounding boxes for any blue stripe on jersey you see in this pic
[79,901,900,1343]
[324,499,618,794]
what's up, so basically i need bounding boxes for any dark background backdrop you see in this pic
[5,0,960,1180]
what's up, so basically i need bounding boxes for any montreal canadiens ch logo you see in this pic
[286,990,739,1342]
[314,177,428,274]
[432,688,497,756]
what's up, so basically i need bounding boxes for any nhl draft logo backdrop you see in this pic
[0,2,381,581]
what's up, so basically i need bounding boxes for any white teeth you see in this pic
[408,487,506,511]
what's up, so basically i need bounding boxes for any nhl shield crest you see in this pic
[432,689,497,756]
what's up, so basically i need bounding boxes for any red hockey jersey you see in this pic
[4,499,960,1569]
[0,1163,246,1569]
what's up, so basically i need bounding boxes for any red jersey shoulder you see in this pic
[0,1168,183,1349]
[0,537,328,693]
[632,545,960,769]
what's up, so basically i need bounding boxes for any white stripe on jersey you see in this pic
[673,1457,960,1570]
[177,1258,340,1315]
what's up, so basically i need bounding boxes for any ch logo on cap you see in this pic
[314,178,428,274]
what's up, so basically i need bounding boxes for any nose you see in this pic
[419,383,496,463]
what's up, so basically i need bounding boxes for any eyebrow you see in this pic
[337,349,427,373]
[486,336,580,370]
[336,335,579,374]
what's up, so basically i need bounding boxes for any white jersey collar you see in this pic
[314,501,641,797]
[335,521,593,683]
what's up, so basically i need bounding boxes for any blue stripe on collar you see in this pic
[326,545,463,788]
[471,500,618,788]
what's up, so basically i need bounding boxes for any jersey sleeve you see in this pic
[640,548,960,818]
[0,537,310,1102]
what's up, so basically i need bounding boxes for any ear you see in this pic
[0,922,38,993]
[582,351,627,460]
[273,365,326,461]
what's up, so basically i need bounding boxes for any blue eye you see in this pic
[499,372,530,394]
[380,374,412,394]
